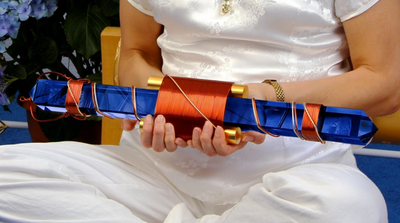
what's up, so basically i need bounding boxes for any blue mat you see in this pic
[1,100,399,222]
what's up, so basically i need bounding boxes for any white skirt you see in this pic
[0,129,387,223]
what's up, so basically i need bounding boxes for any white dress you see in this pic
[0,0,388,222]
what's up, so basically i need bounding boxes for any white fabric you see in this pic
[128,0,379,84]
[0,0,388,222]
[0,139,387,222]
[125,0,381,206]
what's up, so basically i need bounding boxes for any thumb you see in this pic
[121,118,138,131]
[242,131,266,144]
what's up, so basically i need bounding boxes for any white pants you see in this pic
[0,142,387,223]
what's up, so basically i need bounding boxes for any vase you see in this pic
[18,97,102,144]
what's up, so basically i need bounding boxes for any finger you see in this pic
[242,131,266,144]
[165,123,178,152]
[175,138,188,148]
[213,126,247,156]
[187,139,194,148]
[121,119,137,131]
[200,121,217,156]
[152,115,166,152]
[191,127,204,153]
[140,115,154,148]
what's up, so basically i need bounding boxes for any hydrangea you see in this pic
[0,66,13,105]
[0,0,58,53]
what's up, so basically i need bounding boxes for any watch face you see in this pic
[263,79,277,84]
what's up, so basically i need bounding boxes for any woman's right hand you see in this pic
[121,115,189,153]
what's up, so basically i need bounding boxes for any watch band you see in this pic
[262,79,285,102]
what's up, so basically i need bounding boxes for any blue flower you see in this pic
[0,0,58,42]
[8,1,18,10]
[0,92,10,105]
[0,19,8,38]
[17,2,32,21]
[0,41,5,53]
[0,66,18,106]
[31,3,47,19]
[6,14,21,39]
[0,2,10,15]
[0,66,5,78]
[0,66,11,106]
[45,0,57,17]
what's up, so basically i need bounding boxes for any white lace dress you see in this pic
[0,0,387,222]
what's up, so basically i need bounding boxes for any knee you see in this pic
[262,163,387,223]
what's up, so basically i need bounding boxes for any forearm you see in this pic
[119,0,164,89]
[278,67,400,117]
[119,49,164,89]
[274,0,400,118]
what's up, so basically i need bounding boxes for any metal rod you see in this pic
[353,148,400,159]
[2,121,28,129]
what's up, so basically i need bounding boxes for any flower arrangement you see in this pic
[0,0,58,53]
[0,0,119,108]
[0,0,120,141]
[0,0,58,106]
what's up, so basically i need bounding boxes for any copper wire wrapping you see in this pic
[291,102,325,143]
[154,75,233,140]
[251,98,279,137]
[301,103,325,143]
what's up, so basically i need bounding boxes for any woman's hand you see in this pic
[121,115,189,153]
[188,121,266,156]
[122,115,266,156]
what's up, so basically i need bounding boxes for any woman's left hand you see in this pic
[188,121,266,157]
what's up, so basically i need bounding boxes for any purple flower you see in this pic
[0,2,9,15]
[0,41,5,53]
[17,2,32,21]
[8,1,18,10]
[0,66,11,106]
[0,0,58,41]
[0,66,6,78]
[0,19,8,38]
[31,3,47,19]
[6,14,20,39]
[45,0,57,17]
[0,92,10,105]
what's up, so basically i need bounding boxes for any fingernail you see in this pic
[203,121,211,133]
[243,136,254,142]
[156,115,165,124]
[175,140,183,147]
[145,115,152,123]
[214,126,223,137]
[166,123,173,133]
[193,128,200,139]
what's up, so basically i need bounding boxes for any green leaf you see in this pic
[64,3,110,59]
[5,64,27,80]
[28,37,59,65]
[86,72,102,84]
[99,0,120,17]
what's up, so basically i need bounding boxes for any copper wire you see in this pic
[91,82,115,119]
[291,102,305,140]
[131,86,141,121]
[154,75,232,140]
[301,103,325,144]
[66,79,87,119]
[251,98,279,137]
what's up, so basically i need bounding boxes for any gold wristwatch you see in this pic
[262,79,285,102]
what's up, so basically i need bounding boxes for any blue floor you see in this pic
[1,100,400,222]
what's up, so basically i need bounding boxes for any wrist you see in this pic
[262,79,285,102]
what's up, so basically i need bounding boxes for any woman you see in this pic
[0,0,399,222]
